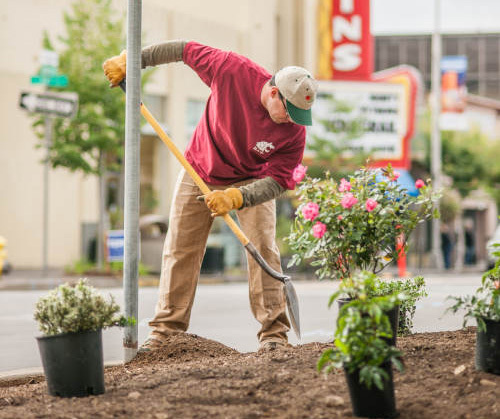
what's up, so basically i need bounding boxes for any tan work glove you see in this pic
[204,188,243,217]
[103,50,127,87]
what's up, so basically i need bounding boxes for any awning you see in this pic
[375,169,419,197]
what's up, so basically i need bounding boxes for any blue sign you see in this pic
[107,230,124,262]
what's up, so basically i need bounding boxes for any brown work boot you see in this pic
[138,336,166,353]
[258,340,290,352]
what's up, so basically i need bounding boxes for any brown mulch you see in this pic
[0,328,499,418]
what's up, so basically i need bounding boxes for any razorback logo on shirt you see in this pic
[252,141,275,157]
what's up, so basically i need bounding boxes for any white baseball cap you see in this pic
[274,66,318,126]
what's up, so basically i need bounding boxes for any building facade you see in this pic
[0,0,312,269]
[375,33,500,100]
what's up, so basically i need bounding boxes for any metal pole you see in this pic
[42,116,53,278]
[123,0,142,362]
[431,0,444,270]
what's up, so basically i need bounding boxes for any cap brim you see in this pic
[286,100,312,126]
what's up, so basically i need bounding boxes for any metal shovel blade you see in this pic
[283,278,301,340]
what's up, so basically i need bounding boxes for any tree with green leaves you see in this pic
[31,0,144,269]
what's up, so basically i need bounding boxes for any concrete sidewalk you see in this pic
[0,264,487,291]
[0,268,255,291]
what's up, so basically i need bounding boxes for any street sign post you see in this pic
[19,91,78,119]
[19,89,78,277]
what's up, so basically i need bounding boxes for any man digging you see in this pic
[103,40,317,353]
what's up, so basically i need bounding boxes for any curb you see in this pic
[0,359,124,385]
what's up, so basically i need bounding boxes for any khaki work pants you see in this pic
[148,170,290,344]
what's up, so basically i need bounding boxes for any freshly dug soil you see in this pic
[0,328,499,418]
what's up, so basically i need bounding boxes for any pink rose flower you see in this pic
[338,178,351,192]
[415,179,425,189]
[292,164,308,183]
[340,193,358,209]
[365,198,378,212]
[301,202,319,221]
[337,215,343,221]
[312,221,327,239]
[391,171,401,182]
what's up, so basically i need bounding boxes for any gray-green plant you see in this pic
[372,276,428,336]
[329,273,427,336]
[34,279,134,336]
[447,244,500,331]
[318,272,405,390]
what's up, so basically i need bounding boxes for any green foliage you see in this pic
[34,279,135,336]
[417,109,500,207]
[108,261,150,276]
[317,271,405,390]
[65,259,150,276]
[447,244,500,331]
[32,0,127,176]
[64,258,95,275]
[441,129,489,198]
[288,164,440,280]
[439,188,461,224]
[372,276,428,336]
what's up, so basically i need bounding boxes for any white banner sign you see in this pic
[308,81,407,161]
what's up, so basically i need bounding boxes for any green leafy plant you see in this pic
[64,259,150,276]
[318,272,405,390]
[34,279,135,336]
[288,164,440,280]
[328,271,427,336]
[373,276,428,336]
[64,259,95,276]
[447,244,500,331]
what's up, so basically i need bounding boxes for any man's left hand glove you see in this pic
[103,50,127,87]
[203,188,243,217]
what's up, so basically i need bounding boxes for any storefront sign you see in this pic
[316,0,373,80]
[309,81,407,164]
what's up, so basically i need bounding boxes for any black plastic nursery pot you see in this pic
[344,362,398,418]
[337,298,399,346]
[36,329,105,397]
[475,318,500,374]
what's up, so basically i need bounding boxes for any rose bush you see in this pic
[287,164,440,280]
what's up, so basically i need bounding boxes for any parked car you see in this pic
[486,224,500,270]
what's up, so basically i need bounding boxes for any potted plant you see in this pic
[318,272,405,418]
[288,163,439,280]
[34,279,134,397]
[329,270,411,345]
[447,244,500,374]
[288,164,437,336]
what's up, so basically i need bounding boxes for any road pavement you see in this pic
[0,271,483,378]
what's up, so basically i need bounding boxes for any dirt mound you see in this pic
[129,333,239,366]
[0,328,499,418]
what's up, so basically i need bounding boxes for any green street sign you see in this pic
[31,74,68,87]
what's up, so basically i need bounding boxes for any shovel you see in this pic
[118,80,300,339]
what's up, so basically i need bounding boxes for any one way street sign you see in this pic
[19,91,78,119]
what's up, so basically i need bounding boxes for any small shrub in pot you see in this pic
[34,279,134,397]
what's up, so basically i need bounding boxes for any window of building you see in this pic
[485,37,500,73]
[143,94,167,122]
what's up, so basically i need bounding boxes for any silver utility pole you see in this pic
[123,0,142,362]
[431,0,444,270]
